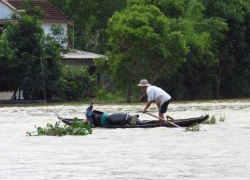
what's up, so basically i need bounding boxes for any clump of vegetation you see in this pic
[202,114,226,125]
[56,65,97,101]
[186,114,226,132]
[219,115,226,122]
[96,84,124,102]
[185,124,200,132]
[202,115,217,124]
[26,118,92,136]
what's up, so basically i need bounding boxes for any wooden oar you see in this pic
[144,112,180,128]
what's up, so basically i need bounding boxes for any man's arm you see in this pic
[143,101,152,112]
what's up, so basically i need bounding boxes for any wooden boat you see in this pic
[58,115,209,128]
[58,102,209,128]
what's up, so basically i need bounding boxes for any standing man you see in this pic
[138,79,173,123]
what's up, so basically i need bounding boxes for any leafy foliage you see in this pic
[219,115,226,122]
[96,2,188,102]
[47,24,67,50]
[202,114,226,124]
[50,0,250,101]
[186,114,226,131]
[97,85,124,101]
[185,124,200,132]
[26,118,92,136]
[55,65,97,101]
[156,0,228,100]
[202,0,250,98]
[0,12,62,100]
[202,115,217,124]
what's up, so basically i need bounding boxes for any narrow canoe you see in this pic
[58,115,209,128]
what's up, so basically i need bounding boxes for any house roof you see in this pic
[0,0,16,10]
[62,49,105,59]
[3,0,72,23]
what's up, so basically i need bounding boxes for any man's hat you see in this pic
[137,79,151,86]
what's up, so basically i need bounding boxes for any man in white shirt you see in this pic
[138,79,172,123]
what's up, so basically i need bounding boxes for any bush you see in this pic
[55,65,97,101]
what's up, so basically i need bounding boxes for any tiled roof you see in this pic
[4,0,72,23]
[62,49,105,59]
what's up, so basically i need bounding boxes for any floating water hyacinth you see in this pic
[219,115,226,122]
[185,114,226,132]
[26,118,92,136]
[202,115,217,124]
[185,124,200,132]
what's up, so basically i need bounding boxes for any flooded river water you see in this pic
[0,99,250,180]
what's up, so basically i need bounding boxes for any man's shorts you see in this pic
[159,99,172,113]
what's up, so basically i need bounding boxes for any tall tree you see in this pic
[0,12,62,100]
[96,1,189,102]
[202,0,250,98]
[173,0,227,99]
[146,0,228,99]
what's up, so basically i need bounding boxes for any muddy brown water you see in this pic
[0,99,250,180]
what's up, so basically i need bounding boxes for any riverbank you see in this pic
[0,100,47,104]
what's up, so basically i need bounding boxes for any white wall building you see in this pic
[0,0,72,46]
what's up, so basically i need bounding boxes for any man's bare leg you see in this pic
[159,113,166,123]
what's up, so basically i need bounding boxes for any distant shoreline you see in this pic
[0,100,47,104]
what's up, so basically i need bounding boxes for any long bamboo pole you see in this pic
[144,112,180,128]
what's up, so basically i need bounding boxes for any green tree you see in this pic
[165,0,228,99]
[57,65,97,101]
[0,12,62,100]
[47,24,67,50]
[202,0,250,98]
[135,0,227,100]
[96,1,189,102]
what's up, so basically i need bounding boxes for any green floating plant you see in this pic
[202,114,226,125]
[219,115,226,122]
[185,124,200,132]
[26,118,92,136]
[202,115,217,125]
[185,114,226,132]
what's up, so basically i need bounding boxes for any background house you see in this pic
[0,0,72,45]
[0,0,110,100]
[0,0,73,43]
[62,50,113,91]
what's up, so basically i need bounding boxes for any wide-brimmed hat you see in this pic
[137,79,151,86]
